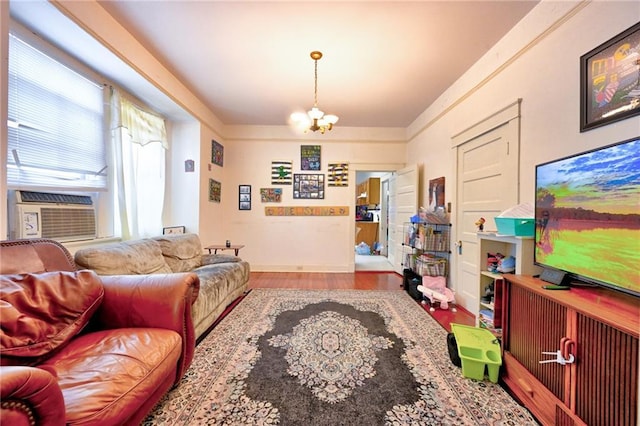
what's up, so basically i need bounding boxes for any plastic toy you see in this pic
[417,275,457,312]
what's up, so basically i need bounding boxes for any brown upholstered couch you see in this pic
[0,238,199,425]
[74,233,250,340]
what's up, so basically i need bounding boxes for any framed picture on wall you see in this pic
[239,184,251,210]
[209,178,221,202]
[580,22,640,132]
[260,188,282,202]
[163,225,185,235]
[271,160,293,185]
[428,177,445,213]
[327,163,349,187]
[301,145,321,171]
[293,173,324,199]
[211,140,224,166]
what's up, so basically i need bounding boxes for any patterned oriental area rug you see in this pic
[143,289,538,425]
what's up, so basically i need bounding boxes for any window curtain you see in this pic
[110,88,167,239]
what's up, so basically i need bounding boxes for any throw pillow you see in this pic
[153,233,204,272]
[0,270,104,365]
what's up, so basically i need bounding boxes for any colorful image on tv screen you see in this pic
[535,138,640,296]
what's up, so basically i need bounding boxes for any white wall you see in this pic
[216,133,406,271]
[197,124,228,246]
[165,121,201,234]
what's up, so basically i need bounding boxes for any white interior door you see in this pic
[453,101,520,315]
[380,176,390,256]
[390,164,419,274]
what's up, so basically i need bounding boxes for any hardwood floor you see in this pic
[249,271,403,290]
[248,271,475,331]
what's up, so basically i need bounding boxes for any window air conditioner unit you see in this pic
[9,190,97,242]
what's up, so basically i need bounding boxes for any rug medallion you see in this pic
[144,289,537,425]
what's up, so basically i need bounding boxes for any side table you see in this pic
[205,244,245,256]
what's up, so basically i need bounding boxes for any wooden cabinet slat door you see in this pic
[502,275,639,426]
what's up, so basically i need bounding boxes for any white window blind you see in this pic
[7,33,107,190]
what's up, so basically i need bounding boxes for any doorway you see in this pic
[355,171,394,271]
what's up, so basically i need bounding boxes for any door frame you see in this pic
[350,163,404,272]
[450,99,521,312]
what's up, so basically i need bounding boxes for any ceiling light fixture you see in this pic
[291,51,338,134]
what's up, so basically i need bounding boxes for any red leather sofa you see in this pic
[0,239,200,425]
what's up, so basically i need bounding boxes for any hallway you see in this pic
[354,254,394,272]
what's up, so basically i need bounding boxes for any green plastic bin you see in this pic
[450,323,502,383]
[494,217,534,237]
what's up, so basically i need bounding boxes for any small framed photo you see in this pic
[163,225,185,235]
[211,140,224,167]
[580,22,640,132]
[209,179,221,202]
[239,185,251,210]
[260,188,282,202]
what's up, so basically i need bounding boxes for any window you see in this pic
[7,33,107,191]
[7,27,169,241]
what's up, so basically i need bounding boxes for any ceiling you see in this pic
[10,1,539,129]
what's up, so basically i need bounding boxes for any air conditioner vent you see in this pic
[19,191,93,205]
[41,207,96,240]
[9,190,97,242]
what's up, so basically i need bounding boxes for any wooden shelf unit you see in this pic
[401,222,451,301]
[475,233,540,332]
[501,274,639,426]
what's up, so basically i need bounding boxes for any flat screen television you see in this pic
[534,136,640,297]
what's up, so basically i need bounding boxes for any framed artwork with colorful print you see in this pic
[212,140,224,166]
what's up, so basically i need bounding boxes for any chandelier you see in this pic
[291,51,339,133]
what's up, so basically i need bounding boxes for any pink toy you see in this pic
[417,276,457,312]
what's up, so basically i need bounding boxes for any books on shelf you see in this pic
[478,309,502,337]
[479,309,494,324]
[415,253,447,276]
[479,309,493,319]
[404,223,450,252]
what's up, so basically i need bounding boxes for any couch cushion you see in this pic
[191,261,250,337]
[153,233,203,273]
[74,239,172,275]
[0,270,104,365]
[202,253,242,264]
[40,328,181,425]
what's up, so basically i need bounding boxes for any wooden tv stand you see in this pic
[501,275,639,426]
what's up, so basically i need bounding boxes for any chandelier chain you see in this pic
[289,50,338,133]
[314,59,319,107]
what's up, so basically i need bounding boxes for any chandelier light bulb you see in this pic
[308,107,324,120]
[323,114,339,125]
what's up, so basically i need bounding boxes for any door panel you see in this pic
[455,106,520,315]
[391,164,418,274]
[380,177,389,256]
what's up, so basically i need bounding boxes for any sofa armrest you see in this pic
[95,273,200,382]
[0,366,65,426]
